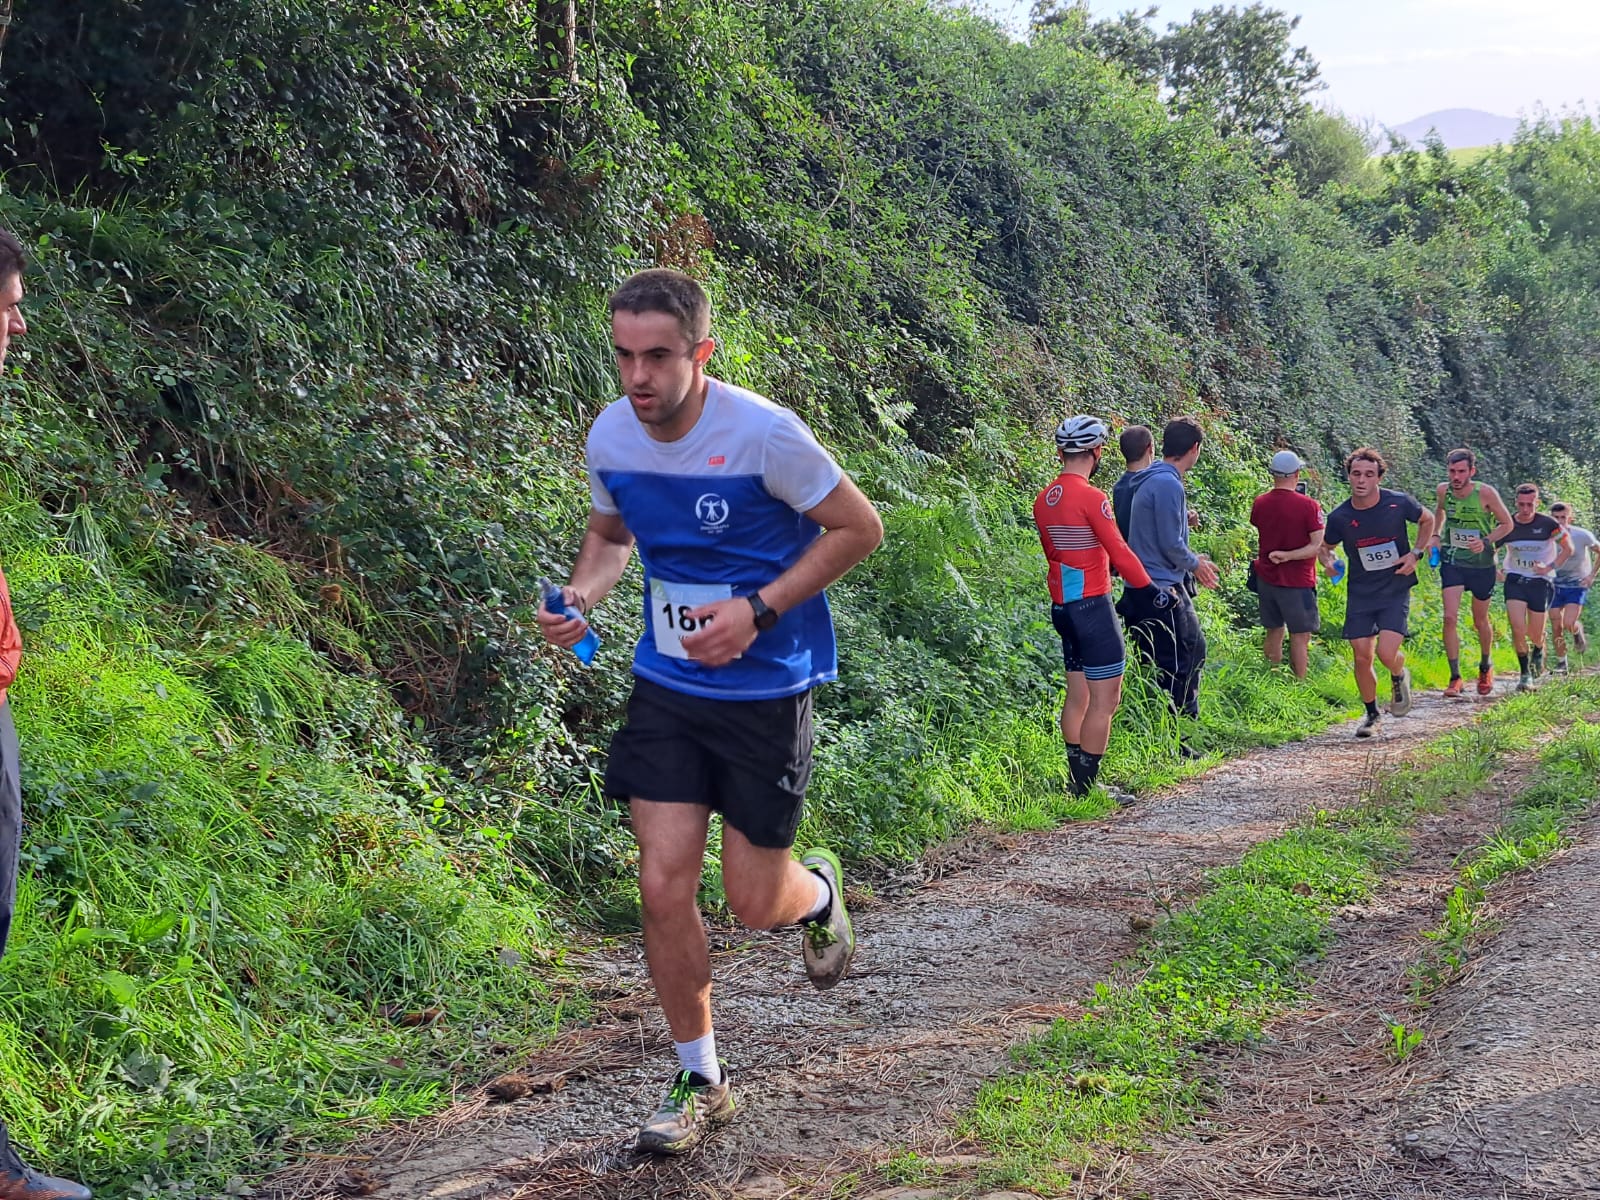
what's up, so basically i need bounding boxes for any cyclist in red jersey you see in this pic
[1034,416,1154,799]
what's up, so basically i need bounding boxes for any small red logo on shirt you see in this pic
[708,455,725,466]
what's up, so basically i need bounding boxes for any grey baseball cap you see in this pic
[1270,450,1306,475]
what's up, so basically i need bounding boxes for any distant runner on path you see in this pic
[536,269,882,1155]
[1033,416,1153,801]
[1317,448,1435,739]
[1427,449,1512,697]
[1495,483,1570,691]
[1548,500,1598,672]
[0,231,92,1200]
[1249,450,1324,679]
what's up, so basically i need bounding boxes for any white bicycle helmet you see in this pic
[1055,414,1109,454]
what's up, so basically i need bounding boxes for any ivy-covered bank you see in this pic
[0,0,1598,1190]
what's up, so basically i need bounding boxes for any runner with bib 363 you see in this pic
[1317,448,1434,739]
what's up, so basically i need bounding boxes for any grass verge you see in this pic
[955,674,1600,1194]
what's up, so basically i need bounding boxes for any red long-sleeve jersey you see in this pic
[0,566,21,704]
[1033,472,1151,602]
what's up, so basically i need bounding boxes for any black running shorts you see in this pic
[1342,595,1411,640]
[604,678,813,849]
[1440,562,1496,602]
[1257,582,1321,635]
[1504,574,1554,614]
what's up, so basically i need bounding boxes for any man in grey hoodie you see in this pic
[1123,418,1218,727]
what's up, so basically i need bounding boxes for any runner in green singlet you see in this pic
[1426,449,1512,697]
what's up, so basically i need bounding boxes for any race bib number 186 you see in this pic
[650,579,734,659]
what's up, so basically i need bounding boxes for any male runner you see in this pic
[1250,450,1324,678]
[1549,501,1598,670]
[537,269,882,1154]
[0,231,92,1200]
[1317,448,1435,738]
[1111,424,1153,540]
[1124,418,1218,732]
[1427,449,1512,697]
[1034,416,1153,799]
[1495,484,1570,690]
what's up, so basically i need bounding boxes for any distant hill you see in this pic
[1389,108,1520,150]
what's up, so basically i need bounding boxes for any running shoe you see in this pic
[636,1067,734,1155]
[1557,655,1570,673]
[1355,712,1381,739]
[1390,668,1413,716]
[1443,677,1465,698]
[1576,626,1589,653]
[1531,646,1545,677]
[1516,671,1532,693]
[1476,665,1495,696]
[799,847,855,990]
[0,1137,90,1200]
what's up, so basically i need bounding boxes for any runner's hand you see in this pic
[1466,535,1485,553]
[1394,551,1419,577]
[1194,557,1220,589]
[1267,550,1291,565]
[679,597,759,666]
[1187,509,1201,530]
[535,586,591,649]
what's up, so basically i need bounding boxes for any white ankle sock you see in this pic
[674,1031,720,1084]
[801,868,831,922]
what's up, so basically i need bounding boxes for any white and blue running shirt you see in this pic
[587,377,844,700]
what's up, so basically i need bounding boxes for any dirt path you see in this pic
[267,690,1512,1200]
[1111,756,1600,1200]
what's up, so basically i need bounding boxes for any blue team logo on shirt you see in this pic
[696,493,730,533]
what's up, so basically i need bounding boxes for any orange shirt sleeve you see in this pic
[1088,488,1152,588]
[0,567,23,702]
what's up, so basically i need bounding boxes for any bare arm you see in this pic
[1429,482,1447,549]
[678,475,884,667]
[536,509,635,648]
[1482,486,1514,546]
[1269,528,1325,563]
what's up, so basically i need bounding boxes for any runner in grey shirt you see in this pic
[1549,501,1599,670]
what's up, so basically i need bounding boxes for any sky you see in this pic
[983,0,1600,130]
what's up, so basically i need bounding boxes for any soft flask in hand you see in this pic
[539,577,600,665]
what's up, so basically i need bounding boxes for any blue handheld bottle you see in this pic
[539,576,600,666]
[1428,545,1440,569]
[1329,557,1346,585]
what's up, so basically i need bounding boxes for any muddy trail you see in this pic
[269,687,1522,1200]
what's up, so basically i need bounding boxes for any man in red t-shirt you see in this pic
[1250,451,1326,677]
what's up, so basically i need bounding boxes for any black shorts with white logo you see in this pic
[1504,574,1555,614]
[1440,561,1497,602]
[1342,594,1411,640]
[604,677,813,849]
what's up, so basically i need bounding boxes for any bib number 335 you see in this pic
[650,579,733,659]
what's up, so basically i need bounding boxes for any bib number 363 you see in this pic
[650,579,733,659]
[1358,540,1400,571]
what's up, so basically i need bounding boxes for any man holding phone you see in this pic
[1249,451,1324,677]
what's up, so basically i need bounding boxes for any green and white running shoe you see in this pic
[635,1067,734,1155]
[799,847,855,990]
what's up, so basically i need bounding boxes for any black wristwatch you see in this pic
[747,591,780,631]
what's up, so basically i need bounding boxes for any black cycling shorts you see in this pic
[1051,594,1127,681]
[1504,574,1554,614]
[1440,562,1496,602]
[604,678,813,849]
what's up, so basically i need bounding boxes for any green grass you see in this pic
[961,675,1600,1192]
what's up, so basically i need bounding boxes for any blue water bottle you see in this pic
[539,576,600,666]
[1329,557,1346,585]
[1428,544,1440,569]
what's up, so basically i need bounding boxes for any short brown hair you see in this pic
[1445,448,1476,468]
[1118,424,1152,464]
[1515,482,1539,497]
[1161,417,1204,460]
[608,268,710,343]
[1344,447,1387,476]
[0,228,24,285]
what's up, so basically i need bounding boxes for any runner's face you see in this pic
[1553,508,1571,528]
[0,273,26,370]
[1515,490,1538,519]
[1446,459,1474,491]
[1347,459,1381,499]
[611,309,712,437]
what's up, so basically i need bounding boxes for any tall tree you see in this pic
[1159,4,1321,146]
